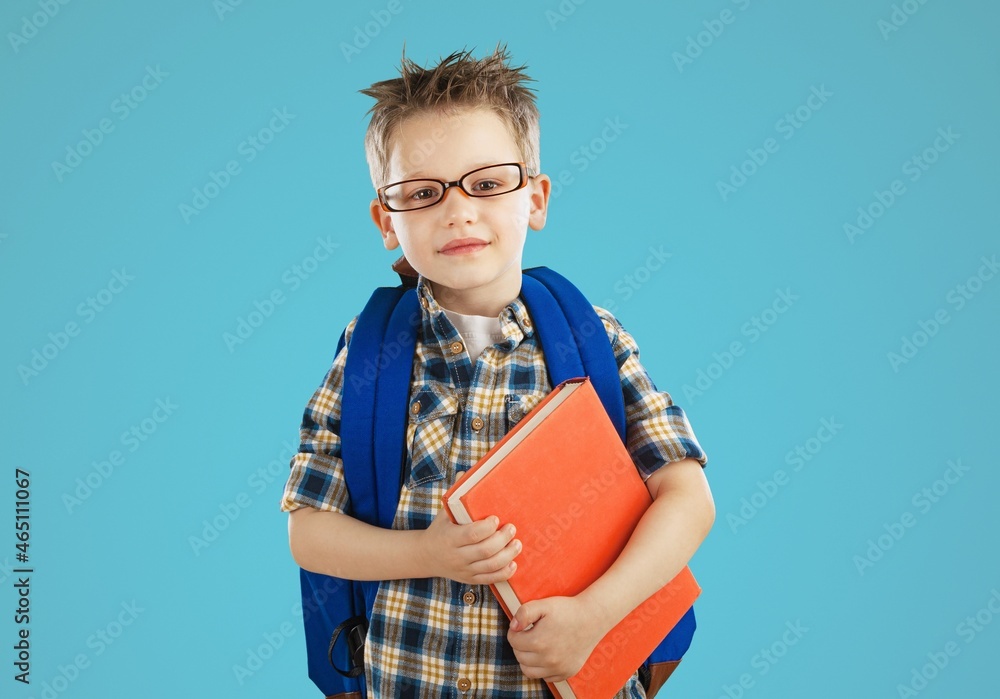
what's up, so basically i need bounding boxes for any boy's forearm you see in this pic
[576,458,715,639]
[288,507,429,581]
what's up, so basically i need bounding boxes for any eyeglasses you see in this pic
[377,162,532,212]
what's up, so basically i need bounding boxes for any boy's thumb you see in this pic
[510,603,539,632]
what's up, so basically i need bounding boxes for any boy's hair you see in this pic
[359,42,541,189]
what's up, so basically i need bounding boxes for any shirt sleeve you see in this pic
[279,316,358,514]
[593,306,708,480]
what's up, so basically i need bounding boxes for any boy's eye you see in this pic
[470,179,501,193]
[403,184,442,201]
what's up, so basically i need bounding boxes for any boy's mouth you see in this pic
[440,238,488,255]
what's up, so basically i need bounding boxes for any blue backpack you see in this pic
[296,266,696,697]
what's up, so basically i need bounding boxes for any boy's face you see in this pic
[370,107,551,316]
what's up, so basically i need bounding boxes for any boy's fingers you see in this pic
[466,519,513,548]
[466,516,501,543]
[470,540,519,574]
[473,527,518,561]
[472,560,516,584]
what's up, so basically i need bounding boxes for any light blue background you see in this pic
[2,1,998,697]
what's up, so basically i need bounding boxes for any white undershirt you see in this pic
[441,307,506,361]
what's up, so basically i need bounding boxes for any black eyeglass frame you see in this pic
[376,162,533,213]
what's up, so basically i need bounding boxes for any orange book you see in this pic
[443,377,701,699]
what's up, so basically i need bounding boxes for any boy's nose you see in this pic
[440,185,476,221]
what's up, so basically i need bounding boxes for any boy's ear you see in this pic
[370,198,399,250]
[527,174,552,231]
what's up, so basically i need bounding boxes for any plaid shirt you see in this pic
[281,275,708,698]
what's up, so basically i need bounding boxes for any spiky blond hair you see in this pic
[359,42,541,188]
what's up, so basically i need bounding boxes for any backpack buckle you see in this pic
[328,615,368,678]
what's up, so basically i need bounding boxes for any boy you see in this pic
[281,44,714,698]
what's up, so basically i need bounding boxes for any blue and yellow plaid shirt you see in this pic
[281,275,708,698]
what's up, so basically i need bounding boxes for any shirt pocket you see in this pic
[504,389,550,434]
[405,386,461,488]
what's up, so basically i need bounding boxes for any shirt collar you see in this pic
[415,275,535,343]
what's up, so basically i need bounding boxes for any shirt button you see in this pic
[463,590,477,605]
[457,678,472,692]
[471,416,485,431]
[449,340,464,355]
[410,401,421,415]
[522,316,532,329]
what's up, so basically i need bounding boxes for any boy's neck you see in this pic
[429,273,521,318]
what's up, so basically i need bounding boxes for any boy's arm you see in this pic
[283,318,519,585]
[289,506,521,584]
[507,459,713,680]
[507,309,714,681]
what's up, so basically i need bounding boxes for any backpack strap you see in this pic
[372,290,422,526]
[340,287,420,529]
[522,267,627,440]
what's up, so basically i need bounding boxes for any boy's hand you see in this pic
[421,509,521,585]
[507,596,606,682]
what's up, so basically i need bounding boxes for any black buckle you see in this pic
[328,615,368,678]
